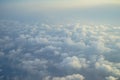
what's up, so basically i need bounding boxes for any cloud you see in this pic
[0,20,120,80]
[52,74,84,80]
[43,74,84,80]
[60,56,88,69]
[106,76,118,80]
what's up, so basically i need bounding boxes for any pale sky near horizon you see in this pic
[0,0,120,10]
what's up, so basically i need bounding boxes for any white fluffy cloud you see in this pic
[60,56,88,69]
[0,20,120,80]
[52,74,84,80]
[43,74,84,80]
[106,76,118,80]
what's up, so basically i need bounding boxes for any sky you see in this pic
[0,0,120,25]
[0,1,120,80]
[1,0,120,10]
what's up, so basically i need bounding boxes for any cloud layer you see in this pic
[0,20,120,80]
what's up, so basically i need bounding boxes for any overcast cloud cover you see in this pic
[0,0,120,80]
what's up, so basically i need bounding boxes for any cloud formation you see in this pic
[0,20,120,80]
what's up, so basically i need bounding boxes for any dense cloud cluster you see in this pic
[0,20,120,80]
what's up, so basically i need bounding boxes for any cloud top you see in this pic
[0,20,120,80]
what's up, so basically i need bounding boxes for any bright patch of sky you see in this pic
[0,0,120,10]
[0,0,120,25]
